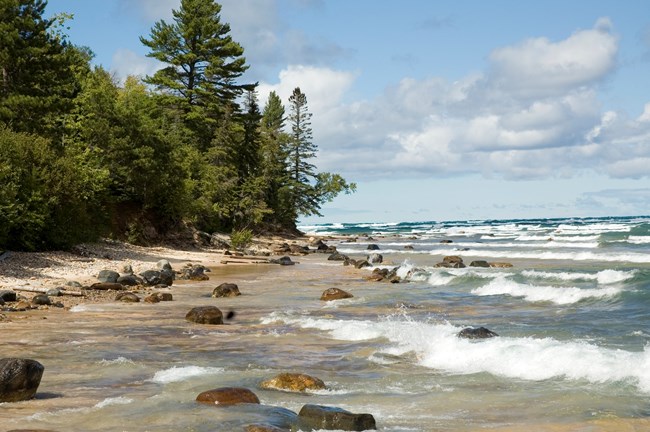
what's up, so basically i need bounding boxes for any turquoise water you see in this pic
[1,216,649,431]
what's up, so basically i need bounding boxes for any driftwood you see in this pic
[11,286,85,297]
[220,259,271,265]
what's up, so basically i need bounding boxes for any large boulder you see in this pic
[296,404,376,431]
[320,288,353,301]
[0,290,17,302]
[195,387,260,406]
[0,358,44,402]
[212,283,241,298]
[458,326,498,339]
[186,306,223,325]
[327,252,349,262]
[469,260,490,268]
[31,295,51,306]
[156,259,172,271]
[97,269,120,283]
[116,274,143,286]
[367,253,383,264]
[435,256,465,268]
[260,373,326,393]
[366,244,380,250]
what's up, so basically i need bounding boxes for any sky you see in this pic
[44,0,650,224]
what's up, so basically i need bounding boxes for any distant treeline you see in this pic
[0,0,355,251]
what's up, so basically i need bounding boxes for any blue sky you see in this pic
[45,0,650,224]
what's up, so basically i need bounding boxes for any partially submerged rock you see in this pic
[0,358,44,403]
[195,387,260,406]
[296,404,376,431]
[320,288,353,301]
[186,306,223,324]
[178,264,210,281]
[458,326,499,339]
[115,292,140,303]
[212,283,241,298]
[260,373,326,393]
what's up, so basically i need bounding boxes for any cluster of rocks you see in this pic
[434,256,513,269]
[195,372,376,431]
[0,288,67,312]
[272,238,337,256]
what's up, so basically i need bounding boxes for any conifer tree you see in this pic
[140,0,254,149]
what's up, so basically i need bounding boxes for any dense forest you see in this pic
[0,0,355,251]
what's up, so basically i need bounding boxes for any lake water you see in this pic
[2,216,650,431]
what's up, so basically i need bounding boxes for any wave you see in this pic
[424,248,650,263]
[151,365,224,384]
[263,313,650,393]
[521,269,636,285]
[471,277,624,305]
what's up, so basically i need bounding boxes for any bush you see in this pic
[230,228,253,250]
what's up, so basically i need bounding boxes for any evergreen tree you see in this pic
[140,0,254,149]
[0,0,84,137]
[239,89,262,181]
[285,87,356,220]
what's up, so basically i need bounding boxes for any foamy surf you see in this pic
[151,365,224,384]
[266,313,650,394]
[471,277,624,304]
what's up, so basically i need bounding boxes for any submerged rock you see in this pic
[469,260,490,268]
[186,306,223,324]
[458,326,499,339]
[296,404,376,431]
[320,288,353,301]
[212,283,241,298]
[435,255,465,268]
[195,387,260,406]
[367,253,383,264]
[366,244,380,250]
[115,292,140,303]
[260,373,326,393]
[489,262,513,268]
[327,252,349,261]
[270,256,295,266]
[0,358,44,402]
[178,264,210,281]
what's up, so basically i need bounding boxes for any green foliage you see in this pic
[0,127,108,250]
[230,228,253,250]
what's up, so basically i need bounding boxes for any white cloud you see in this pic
[120,0,179,21]
[110,49,163,83]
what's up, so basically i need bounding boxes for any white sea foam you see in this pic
[94,396,133,408]
[99,356,135,366]
[627,236,650,244]
[471,277,623,304]
[427,248,649,263]
[266,313,650,393]
[151,365,224,384]
[521,269,635,284]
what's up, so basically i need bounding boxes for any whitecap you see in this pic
[471,277,622,305]
[521,269,635,284]
[151,365,224,384]
[94,396,133,408]
[99,356,135,366]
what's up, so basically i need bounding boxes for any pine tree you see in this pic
[140,0,254,149]
[0,0,84,137]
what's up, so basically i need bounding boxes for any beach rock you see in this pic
[435,256,465,268]
[327,252,349,261]
[97,269,120,283]
[145,292,173,303]
[140,270,161,286]
[156,259,172,271]
[115,292,140,303]
[270,256,295,266]
[366,244,380,250]
[367,253,383,264]
[489,262,513,268]
[0,358,44,402]
[31,295,51,306]
[120,264,134,275]
[178,264,210,281]
[404,245,414,250]
[355,260,371,269]
[296,404,376,431]
[273,243,291,254]
[289,244,310,255]
[212,283,241,298]
[46,288,62,297]
[88,282,124,291]
[210,234,231,249]
[440,239,453,244]
[186,306,223,325]
[260,373,326,393]
[320,288,353,301]
[366,268,388,282]
[116,274,143,286]
[458,326,499,339]
[0,290,17,302]
[65,281,82,288]
[195,387,260,406]
[469,260,490,268]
